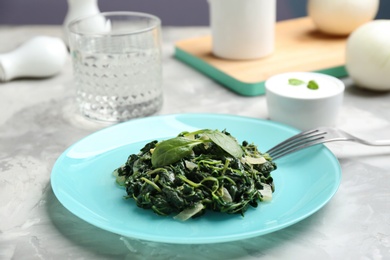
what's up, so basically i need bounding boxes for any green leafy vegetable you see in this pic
[113,129,277,220]
[151,137,204,167]
[288,78,305,86]
[307,80,319,90]
[288,78,320,90]
[151,129,243,167]
[203,130,243,159]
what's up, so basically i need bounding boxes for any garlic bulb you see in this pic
[346,20,390,91]
[307,0,379,35]
[0,36,68,82]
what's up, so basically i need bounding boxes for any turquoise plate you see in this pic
[51,113,341,244]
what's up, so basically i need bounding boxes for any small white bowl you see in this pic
[265,72,345,131]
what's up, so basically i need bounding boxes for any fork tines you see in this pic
[266,128,327,160]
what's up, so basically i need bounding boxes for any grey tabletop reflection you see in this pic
[0,25,389,260]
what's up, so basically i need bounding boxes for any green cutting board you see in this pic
[175,17,348,96]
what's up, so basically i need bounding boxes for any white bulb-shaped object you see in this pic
[0,36,68,82]
[63,0,100,45]
[308,0,379,35]
[346,20,390,91]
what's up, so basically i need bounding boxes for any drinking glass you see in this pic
[68,12,163,122]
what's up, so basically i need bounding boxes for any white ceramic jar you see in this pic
[208,0,276,60]
[265,72,345,131]
[63,0,100,45]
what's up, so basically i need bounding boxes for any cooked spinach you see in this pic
[113,129,277,221]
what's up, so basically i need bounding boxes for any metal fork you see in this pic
[266,127,390,160]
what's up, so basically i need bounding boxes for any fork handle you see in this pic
[359,139,390,146]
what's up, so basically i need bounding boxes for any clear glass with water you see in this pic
[68,12,163,122]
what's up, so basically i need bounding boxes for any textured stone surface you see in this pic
[0,26,389,260]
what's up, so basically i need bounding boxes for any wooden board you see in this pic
[174,17,348,96]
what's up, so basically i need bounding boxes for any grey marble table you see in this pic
[0,25,389,260]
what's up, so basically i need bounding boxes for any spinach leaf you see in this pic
[152,129,243,167]
[151,137,205,167]
[307,80,319,90]
[204,130,243,158]
[288,78,305,86]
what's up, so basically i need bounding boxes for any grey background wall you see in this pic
[0,0,389,26]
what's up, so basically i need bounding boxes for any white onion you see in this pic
[259,184,272,202]
[173,203,204,221]
[307,0,379,35]
[244,156,267,165]
[346,20,390,91]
